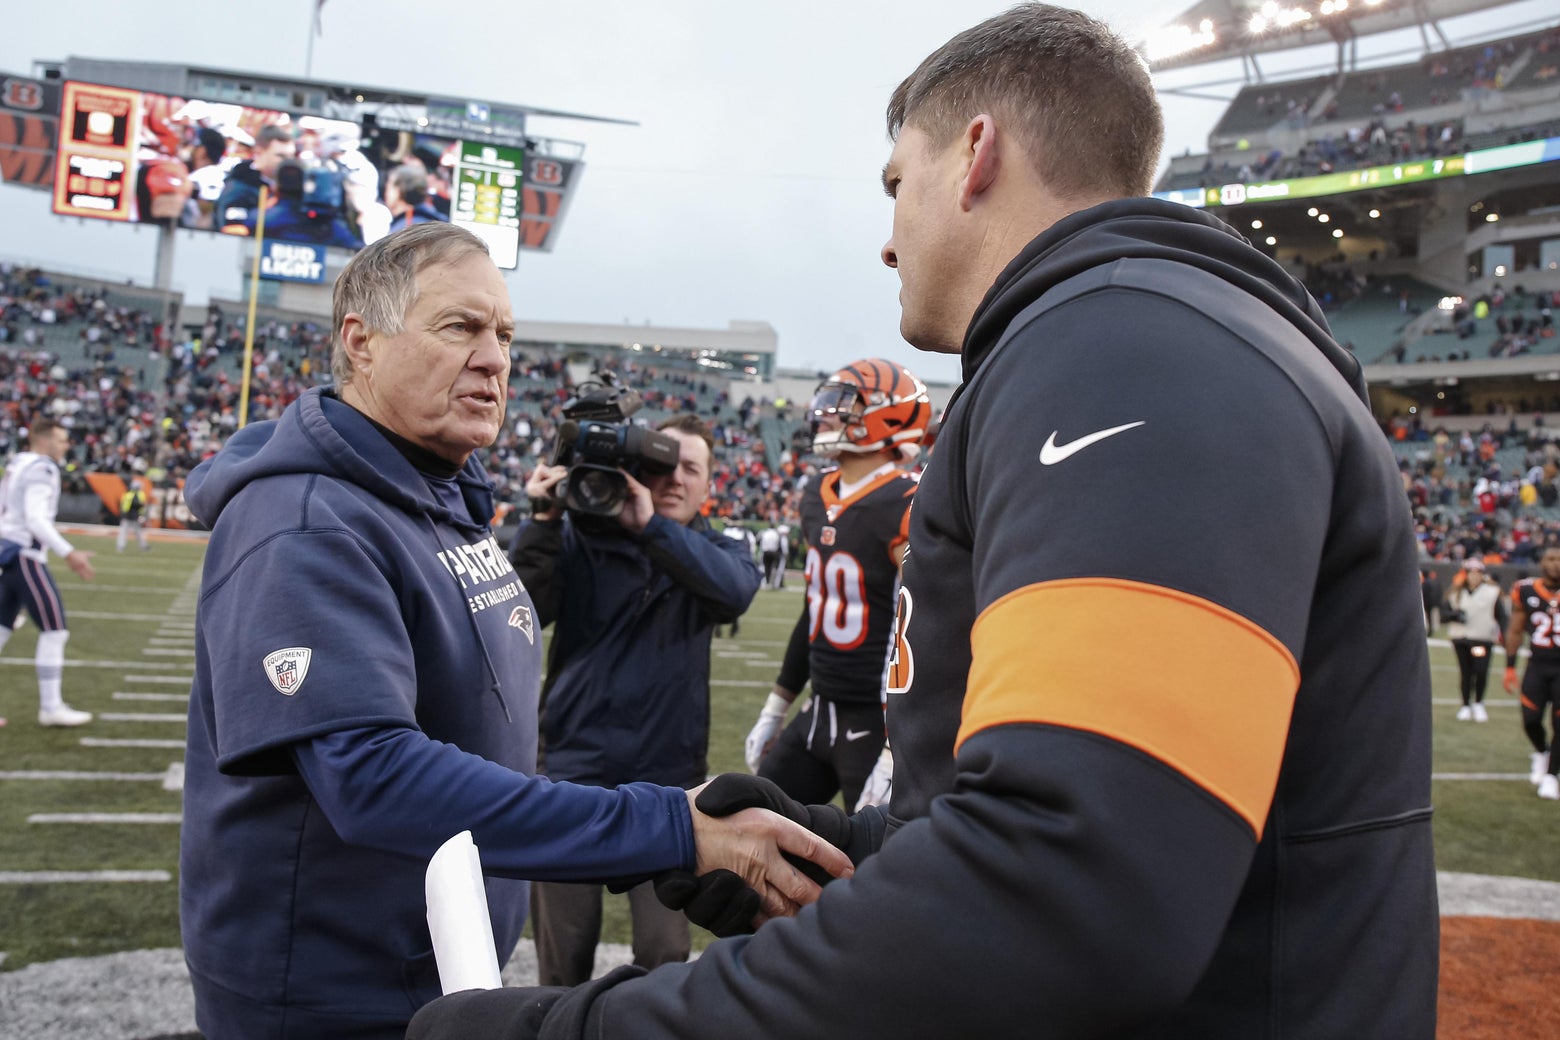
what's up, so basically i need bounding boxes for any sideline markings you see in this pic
[122,674,193,684]
[148,637,194,646]
[113,692,188,702]
[1432,772,1532,781]
[743,659,780,668]
[0,870,171,884]
[28,813,181,824]
[65,611,190,623]
[712,680,771,688]
[141,648,195,656]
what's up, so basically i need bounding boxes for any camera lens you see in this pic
[571,467,626,515]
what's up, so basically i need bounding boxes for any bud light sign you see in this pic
[259,241,326,283]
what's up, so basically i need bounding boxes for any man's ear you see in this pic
[958,114,1000,211]
[339,314,374,375]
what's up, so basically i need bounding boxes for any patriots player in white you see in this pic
[0,417,96,727]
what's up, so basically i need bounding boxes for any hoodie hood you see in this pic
[961,197,1361,399]
[186,387,495,532]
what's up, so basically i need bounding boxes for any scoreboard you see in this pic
[452,141,524,268]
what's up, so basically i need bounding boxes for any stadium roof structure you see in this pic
[1144,0,1545,74]
[34,56,636,154]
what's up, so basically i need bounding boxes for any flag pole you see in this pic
[240,185,269,430]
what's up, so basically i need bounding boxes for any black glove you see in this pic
[695,772,883,870]
[407,965,648,1040]
[651,867,762,937]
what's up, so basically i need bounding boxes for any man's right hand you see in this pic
[744,690,791,772]
[684,783,852,926]
[1504,665,1519,693]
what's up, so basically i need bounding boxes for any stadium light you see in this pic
[1144,19,1217,62]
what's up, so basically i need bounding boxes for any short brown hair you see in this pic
[26,416,62,444]
[887,3,1163,200]
[656,414,716,471]
[330,222,491,386]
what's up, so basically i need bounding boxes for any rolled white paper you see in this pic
[425,829,503,993]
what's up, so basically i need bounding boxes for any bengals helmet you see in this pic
[810,358,932,457]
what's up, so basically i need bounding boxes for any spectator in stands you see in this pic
[509,414,761,987]
[0,417,97,727]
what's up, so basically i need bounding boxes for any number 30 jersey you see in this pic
[1512,578,1560,661]
[799,466,916,704]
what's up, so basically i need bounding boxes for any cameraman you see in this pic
[509,414,762,985]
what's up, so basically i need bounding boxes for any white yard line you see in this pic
[113,692,189,702]
[0,771,168,782]
[80,738,185,749]
[95,713,187,723]
[1431,772,1533,780]
[0,870,172,883]
[27,813,181,824]
[120,674,194,684]
[711,680,772,687]
[0,659,187,671]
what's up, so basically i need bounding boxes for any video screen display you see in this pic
[52,81,525,269]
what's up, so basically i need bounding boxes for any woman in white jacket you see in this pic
[1444,559,1507,721]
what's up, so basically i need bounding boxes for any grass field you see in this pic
[0,530,1555,971]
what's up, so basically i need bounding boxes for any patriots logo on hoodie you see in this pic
[508,606,535,643]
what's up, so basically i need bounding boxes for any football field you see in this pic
[1,528,1557,989]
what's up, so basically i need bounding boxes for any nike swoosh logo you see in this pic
[844,729,873,741]
[1039,421,1146,465]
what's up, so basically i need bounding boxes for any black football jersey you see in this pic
[1512,578,1560,661]
[799,467,915,704]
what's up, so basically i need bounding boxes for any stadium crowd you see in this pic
[15,259,1560,569]
[0,263,820,537]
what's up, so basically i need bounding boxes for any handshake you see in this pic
[408,774,885,1039]
[659,773,883,935]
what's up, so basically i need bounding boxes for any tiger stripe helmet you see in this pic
[810,358,932,456]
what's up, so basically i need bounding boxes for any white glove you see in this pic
[855,744,893,812]
[744,692,790,772]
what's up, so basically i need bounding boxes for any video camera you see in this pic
[549,373,681,518]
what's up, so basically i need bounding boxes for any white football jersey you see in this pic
[0,451,72,560]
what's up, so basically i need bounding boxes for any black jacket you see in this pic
[556,198,1439,1039]
[511,512,761,788]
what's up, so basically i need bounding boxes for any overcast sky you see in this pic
[1,0,1550,385]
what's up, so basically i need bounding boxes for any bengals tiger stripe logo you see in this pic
[2,78,44,111]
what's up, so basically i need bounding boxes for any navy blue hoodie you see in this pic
[179,388,694,1037]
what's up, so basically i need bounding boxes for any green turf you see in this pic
[0,538,1553,970]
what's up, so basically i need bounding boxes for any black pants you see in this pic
[531,879,689,987]
[757,694,884,809]
[1520,659,1560,765]
[1451,639,1493,705]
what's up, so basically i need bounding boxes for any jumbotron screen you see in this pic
[50,80,528,268]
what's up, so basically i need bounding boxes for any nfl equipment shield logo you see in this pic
[508,605,535,643]
[262,647,313,696]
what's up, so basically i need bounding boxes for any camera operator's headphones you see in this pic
[810,358,931,457]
